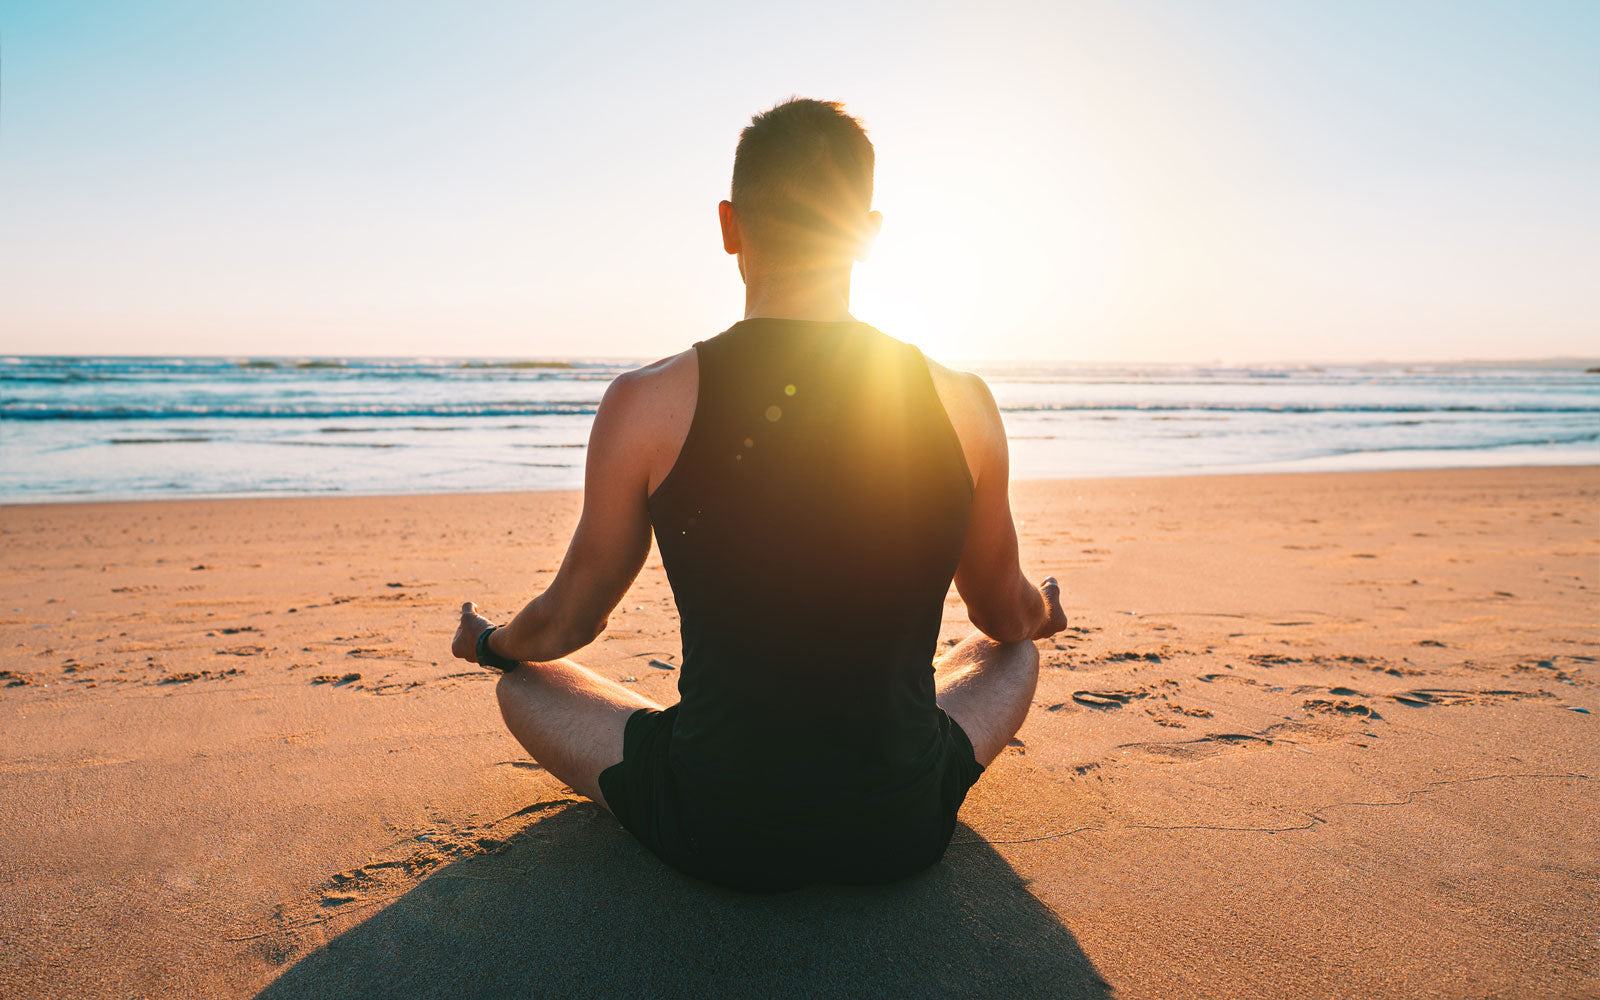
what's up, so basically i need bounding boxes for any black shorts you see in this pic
[597,705,986,892]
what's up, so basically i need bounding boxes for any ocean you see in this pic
[2,355,1596,503]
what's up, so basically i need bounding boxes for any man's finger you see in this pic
[461,601,476,615]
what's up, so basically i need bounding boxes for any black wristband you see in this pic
[475,625,520,673]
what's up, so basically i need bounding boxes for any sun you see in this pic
[851,212,983,363]
[850,184,1116,365]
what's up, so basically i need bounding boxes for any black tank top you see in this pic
[648,318,974,832]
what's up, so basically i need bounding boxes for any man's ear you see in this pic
[718,200,742,256]
[854,210,883,262]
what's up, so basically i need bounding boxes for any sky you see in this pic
[1,0,1596,363]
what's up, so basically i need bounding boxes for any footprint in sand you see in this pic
[1389,688,1551,708]
[1073,691,1135,709]
[1292,684,1368,697]
[240,802,582,947]
[1101,651,1164,664]
[1146,709,1187,729]
[1302,698,1381,719]
[159,668,245,684]
[364,680,425,696]
[1119,732,1271,762]
[1392,690,1447,708]
[346,647,404,659]
[1072,680,1179,710]
[1117,716,1365,763]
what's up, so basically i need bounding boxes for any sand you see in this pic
[1,466,1595,999]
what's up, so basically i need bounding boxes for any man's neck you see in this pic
[741,264,854,323]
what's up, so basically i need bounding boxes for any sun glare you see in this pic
[854,168,1120,364]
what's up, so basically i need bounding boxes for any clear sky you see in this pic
[2,0,1596,363]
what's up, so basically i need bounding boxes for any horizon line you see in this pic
[4,353,1600,370]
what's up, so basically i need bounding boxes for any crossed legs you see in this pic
[494,659,661,814]
[933,631,1040,767]
[493,631,1039,811]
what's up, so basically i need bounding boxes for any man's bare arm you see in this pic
[937,367,1066,643]
[458,370,657,664]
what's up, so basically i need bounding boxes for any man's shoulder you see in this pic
[922,354,984,392]
[919,354,1002,482]
[603,349,698,410]
[594,350,699,491]
[921,356,998,421]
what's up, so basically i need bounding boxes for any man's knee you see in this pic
[495,665,529,717]
[1008,639,1041,697]
[995,637,1039,680]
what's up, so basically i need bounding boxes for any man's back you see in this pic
[593,318,979,889]
[651,318,972,798]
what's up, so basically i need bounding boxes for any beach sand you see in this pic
[1,466,1595,999]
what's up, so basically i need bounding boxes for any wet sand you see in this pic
[1,466,1596,999]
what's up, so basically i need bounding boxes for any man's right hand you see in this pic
[1031,577,1068,640]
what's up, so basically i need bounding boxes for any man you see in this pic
[451,98,1066,892]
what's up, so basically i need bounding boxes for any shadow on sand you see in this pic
[254,804,1111,999]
